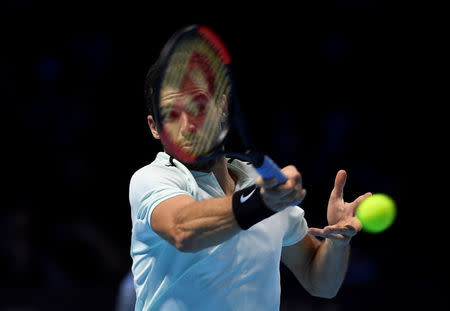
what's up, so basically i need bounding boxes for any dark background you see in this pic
[0,1,446,310]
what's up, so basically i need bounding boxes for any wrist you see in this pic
[232,185,276,230]
[326,237,351,250]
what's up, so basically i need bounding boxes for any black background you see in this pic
[1,1,447,310]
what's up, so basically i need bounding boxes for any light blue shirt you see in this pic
[129,152,308,311]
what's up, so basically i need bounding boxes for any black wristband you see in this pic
[232,185,276,230]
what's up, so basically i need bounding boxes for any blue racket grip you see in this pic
[256,156,303,206]
[256,155,288,186]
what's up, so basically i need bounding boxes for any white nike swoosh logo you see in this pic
[240,188,256,203]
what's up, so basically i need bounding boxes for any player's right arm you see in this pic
[151,194,239,253]
[150,165,305,253]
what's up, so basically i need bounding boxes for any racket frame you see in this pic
[153,25,274,171]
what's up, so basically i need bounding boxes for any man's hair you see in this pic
[144,60,161,117]
[145,60,178,166]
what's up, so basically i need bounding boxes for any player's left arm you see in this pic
[281,170,371,298]
[281,233,349,299]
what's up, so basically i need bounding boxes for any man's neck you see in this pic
[185,156,236,195]
[210,158,237,196]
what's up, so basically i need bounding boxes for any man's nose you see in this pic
[179,111,197,133]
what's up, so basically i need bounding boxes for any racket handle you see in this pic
[257,156,303,206]
[256,155,288,185]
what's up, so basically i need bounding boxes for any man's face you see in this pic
[158,50,229,163]
[159,86,210,156]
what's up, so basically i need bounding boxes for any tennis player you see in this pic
[128,61,372,311]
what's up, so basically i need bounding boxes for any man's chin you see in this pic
[183,157,220,172]
[163,145,222,172]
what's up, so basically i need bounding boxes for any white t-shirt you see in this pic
[129,152,308,311]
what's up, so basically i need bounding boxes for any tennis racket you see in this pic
[153,25,287,185]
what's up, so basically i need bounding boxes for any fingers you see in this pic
[262,178,302,197]
[272,187,306,204]
[256,165,301,190]
[308,227,348,244]
[323,225,359,236]
[308,227,325,236]
[350,192,373,214]
[355,192,373,205]
[308,219,361,241]
[261,185,306,210]
[330,170,347,201]
[255,176,278,189]
[308,226,356,238]
[325,216,362,234]
[256,165,306,210]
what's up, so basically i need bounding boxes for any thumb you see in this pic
[351,192,373,214]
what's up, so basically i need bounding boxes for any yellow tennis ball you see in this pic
[356,193,396,233]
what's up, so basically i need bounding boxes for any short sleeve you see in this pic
[129,164,194,231]
[282,206,309,246]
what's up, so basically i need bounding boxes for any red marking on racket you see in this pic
[198,26,231,65]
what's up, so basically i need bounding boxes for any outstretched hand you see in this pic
[308,170,372,246]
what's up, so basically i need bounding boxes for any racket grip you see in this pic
[257,156,303,206]
[256,155,288,185]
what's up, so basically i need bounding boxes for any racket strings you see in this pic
[194,63,230,155]
[160,31,232,160]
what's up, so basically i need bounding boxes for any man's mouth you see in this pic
[179,140,193,147]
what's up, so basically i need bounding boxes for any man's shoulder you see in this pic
[130,152,194,190]
[132,152,174,178]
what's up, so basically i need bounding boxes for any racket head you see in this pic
[153,25,233,164]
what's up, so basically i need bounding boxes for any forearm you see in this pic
[172,196,241,252]
[157,185,280,253]
[307,238,350,298]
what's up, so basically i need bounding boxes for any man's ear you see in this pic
[147,115,160,139]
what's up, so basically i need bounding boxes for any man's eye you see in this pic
[167,109,181,121]
[196,101,206,115]
[191,95,208,116]
[161,105,180,122]
[161,109,180,122]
